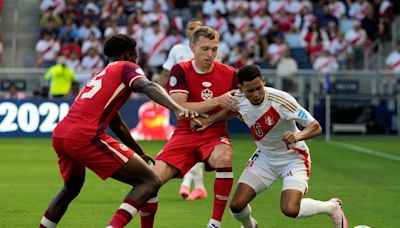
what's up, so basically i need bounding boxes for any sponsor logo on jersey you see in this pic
[298,110,308,119]
[169,76,177,87]
[119,144,129,151]
[201,88,213,100]
[135,68,145,75]
[265,116,275,126]
[202,81,212,87]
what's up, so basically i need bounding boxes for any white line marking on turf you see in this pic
[329,141,400,162]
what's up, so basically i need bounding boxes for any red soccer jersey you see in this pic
[167,60,237,134]
[53,61,146,139]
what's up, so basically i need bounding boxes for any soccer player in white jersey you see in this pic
[158,18,208,201]
[194,65,348,228]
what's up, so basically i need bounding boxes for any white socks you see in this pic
[231,204,256,228]
[297,198,336,218]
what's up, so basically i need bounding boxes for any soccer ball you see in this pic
[353,226,371,228]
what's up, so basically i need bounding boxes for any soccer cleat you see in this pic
[329,198,348,228]
[187,188,207,200]
[240,218,258,228]
[179,185,190,199]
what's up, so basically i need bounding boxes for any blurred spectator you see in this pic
[250,0,267,17]
[234,47,254,69]
[35,31,60,68]
[268,0,287,16]
[300,19,329,62]
[39,17,60,38]
[345,20,367,68]
[77,18,101,40]
[206,10,228,34]
[4,83,26,100]
[81,47,104,71]
[252,7,273,36]
[348,0,371,20]
[58,17,79,43]
[385,41,400,74]
[361,5,385,42]
[142,2,169,31]
[232,7,251,34]
[267,34,289,66]
[293,6,316,32]
[313,49,339,74]
[223,23,243,48]
[65,52,81,71]
[276,48,299,91]
[328,33,353,69]
[103,19,127,39]
[39,10,63,29]
[202,0,226,17]
[83,0,101,21]
[40,0,66,15]
[101,0,124,21]
[326,21,340,40]
[318,4,339,28]
[142,22,169,78]
[142,0,168,12]
[329,0,347,20]
[60,38,81,59]
[44,56,77,98]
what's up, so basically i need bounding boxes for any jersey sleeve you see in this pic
[162,45,178,71]
[167,64,188,94]
[121,62,147,88]
[281,94,315,127]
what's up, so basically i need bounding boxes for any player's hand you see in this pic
[140,153,155,165]
[190,116,211,132]
[282,131,299,144]
[175,108,199,119]
[216,90,239,112]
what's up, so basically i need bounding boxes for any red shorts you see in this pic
[53,134,134,182]
[155,132,231,178]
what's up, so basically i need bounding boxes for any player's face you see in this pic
[186,21,203,37]
[239,77,266,106]
[191,36,219,71]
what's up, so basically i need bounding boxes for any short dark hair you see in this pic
[237,65,262,84]
[190,26,219,44]
[103,34,137,59]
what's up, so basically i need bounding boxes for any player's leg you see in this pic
[186,162,207,200]
[40,138,86,228]
[180,168,194,199]
[107,153,162,228]
[139,160,178,228]
[205,143,234,228]
[229,183,258,228]
[281,166,347,227]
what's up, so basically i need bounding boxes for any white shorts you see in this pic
[238,148,311,194]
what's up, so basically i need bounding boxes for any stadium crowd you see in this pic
[29,0,400,98]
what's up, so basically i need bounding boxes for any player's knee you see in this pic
[230,199,246,213]
[281,203,300,218]
[146,175,161,196]
[216,151,233,167]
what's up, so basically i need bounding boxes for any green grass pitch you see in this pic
[0,136,399,227]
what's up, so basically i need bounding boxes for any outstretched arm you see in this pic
[282,120,322,144]
[192,108,239,131]
[109,112,155,164]
[131,77,198,119]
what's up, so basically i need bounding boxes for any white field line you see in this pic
[329,141,400,162]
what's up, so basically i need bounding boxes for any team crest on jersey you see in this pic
[201,88,213,100]
[169,76,177,87]
[202,81,212,87]
[119,144,129,151]
[135,68,145,75]
[265,116,275,126]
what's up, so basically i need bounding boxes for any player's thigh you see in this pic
[53,138,85,183]
[202,136,233,169]
[238,150,278,194]
[67,135,135,180]
[281,159,310,194]
[111,153,160,186]
[156,134,200,177]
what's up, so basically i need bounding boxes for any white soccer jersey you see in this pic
[235,87,315,157]
[385,51,400,74]
[162,40,193,71]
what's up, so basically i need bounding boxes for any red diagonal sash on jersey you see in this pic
[42,40,55,55]
[250,107,280,141]
[91,56,101,69]
[317,58,334,72]
[146,36,167,62]
[391,58,400,72]
[256,17,270,33]
[238,20,249,33]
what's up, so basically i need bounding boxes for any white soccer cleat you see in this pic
[240,218,258,228]
[329,198,348,228]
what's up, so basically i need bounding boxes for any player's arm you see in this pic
[192,108,239,132]
[282,120,322,144]
[131,77,198,119]
[158,69,169,88]
[109,112,155,164]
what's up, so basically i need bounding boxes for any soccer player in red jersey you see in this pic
[39,34,199,228]
[139,26,239,228]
